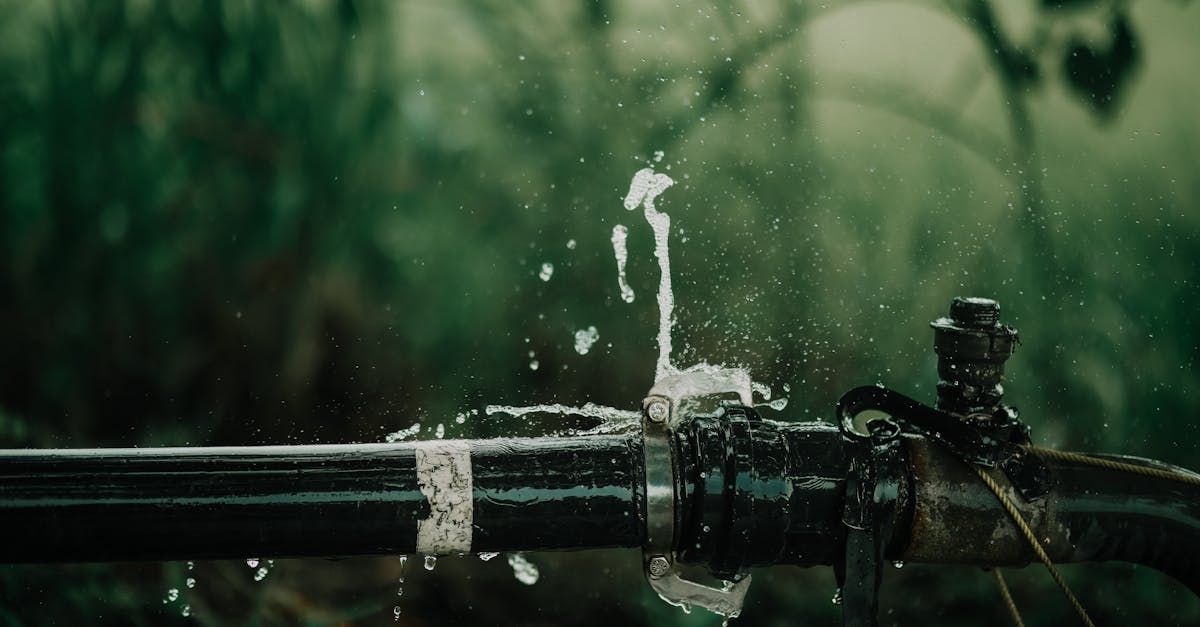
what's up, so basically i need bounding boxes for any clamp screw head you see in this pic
[645,399,670,423]
[648,555,671,579]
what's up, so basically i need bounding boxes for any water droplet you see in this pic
[892,560,905,569]
[245,558,259,569]
[424,555,437,571]
[186,561,194,571]
[507,553,540,585]
[393,605,402,620]
[566,239,577,250]
[185,577,196,589]
[573,326,600,355]
[253,567,269,582]
[435,423,445,439]
[831,588,843,605]
[181,604,191,617]
[538,262,554,282]
[610,225,635,303]
[478,552,500,561]
[164,588,179,603]
[529,359,540,371]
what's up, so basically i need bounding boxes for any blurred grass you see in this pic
[1,0,1199,625]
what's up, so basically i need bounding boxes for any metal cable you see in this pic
[1025,445,1200,488]
[972,465,1097,627]
[992,569,1026,627]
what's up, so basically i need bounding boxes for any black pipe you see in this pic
[6,409,1200,601]
[0,435,644,562]
[673,411,849,576]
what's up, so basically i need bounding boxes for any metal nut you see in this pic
[645,399,670,423]
[647,555,671,579]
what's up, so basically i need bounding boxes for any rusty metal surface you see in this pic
[901,436,1070,565]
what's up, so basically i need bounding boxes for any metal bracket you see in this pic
[641,370,753,618]
[837,385,1052,501]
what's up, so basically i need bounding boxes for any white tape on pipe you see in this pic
[414,440,473,554]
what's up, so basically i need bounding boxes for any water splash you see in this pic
[485,403,640,435]
[573,326,600,355]
[751,382,772,401]
[385,423,421,443]
[507,553,540,585]
[623,167,677,381]
[486,403,639,421]
[757,397,789,411]
[610,225,635,303]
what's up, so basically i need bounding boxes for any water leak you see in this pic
[623,167,677,382]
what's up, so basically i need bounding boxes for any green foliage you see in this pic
[1,0,1199,625]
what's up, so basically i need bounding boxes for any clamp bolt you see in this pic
[645,399,670,423]
[647,555,671,579]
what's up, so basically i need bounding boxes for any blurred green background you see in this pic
[2,0,1199,625]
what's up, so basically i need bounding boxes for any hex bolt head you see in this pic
[645,399,670,423]
[648,555,671,579]
[949,296,1001,328]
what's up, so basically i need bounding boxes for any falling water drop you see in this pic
[610,225,635,303]
[507,553,540,585]
[538,262,554,281]
[245,558,259,569]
